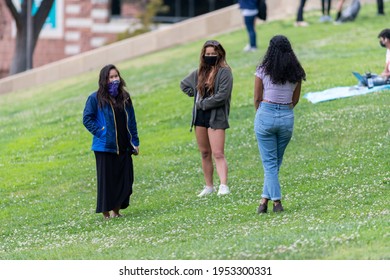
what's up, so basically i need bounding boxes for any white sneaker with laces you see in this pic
[217,184,230,196]
[198,186,215,197]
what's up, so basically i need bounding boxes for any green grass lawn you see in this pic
[0,4,389,260]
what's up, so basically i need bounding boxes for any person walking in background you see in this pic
[320,0,332,22]
[295,0,309,27]
[83,64,139,219]
[180,40,233,197]
[238,0,258,52]
[253,35,306,213]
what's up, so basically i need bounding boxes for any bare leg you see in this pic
[335,0,346,20]
[336,0,345,11]
[208,129,228,186]
[195,126,213,187]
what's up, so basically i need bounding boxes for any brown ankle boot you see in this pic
[257,198,269,214]
[273,200,284,213]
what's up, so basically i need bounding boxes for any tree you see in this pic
[117,0,169,40]
[5,0,55,75]
[139,0,168,30]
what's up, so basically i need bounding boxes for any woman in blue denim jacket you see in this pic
[83,64,139,219]
[254,35,306,213]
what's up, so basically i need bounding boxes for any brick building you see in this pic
[0,0,144,78]
[0,0,235,78]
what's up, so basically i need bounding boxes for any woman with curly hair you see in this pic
[253,35,306,213]
[180,40,233,197]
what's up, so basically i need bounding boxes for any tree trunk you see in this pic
[10,17,28,74]
[6,0,55,75]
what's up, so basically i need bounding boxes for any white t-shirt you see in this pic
[241,9,258,17]
[386,49,390,72]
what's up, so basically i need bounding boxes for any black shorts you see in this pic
[194,109,211,128]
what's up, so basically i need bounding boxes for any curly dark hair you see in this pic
[258,35,306,84]
[197,40,230,97]
[97,64,132,108]
[378,28,390,39]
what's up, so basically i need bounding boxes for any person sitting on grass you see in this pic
[353,29,390,87]
[378,28,390,81]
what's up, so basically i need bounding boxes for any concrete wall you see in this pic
[0,0,375,95]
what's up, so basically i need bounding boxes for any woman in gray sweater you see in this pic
[180,40,233,197]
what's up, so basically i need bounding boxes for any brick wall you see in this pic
[122,2,142,18]
[0,2,14,78]
[0,0,133,78]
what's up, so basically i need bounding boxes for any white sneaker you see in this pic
[243,45,257,52]
[217,184,230,196]
[319,15,332,23]
[198,186,215,197]
[294,21,309,27]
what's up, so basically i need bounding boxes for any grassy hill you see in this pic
[0,4,389,259]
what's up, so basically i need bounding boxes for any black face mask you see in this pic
[204,56,218,66]
[379,41,386,48]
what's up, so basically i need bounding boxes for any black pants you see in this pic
[296,0,307,22]
[361,73,389,87]
[377,0,384,14]
[322,0,331,15]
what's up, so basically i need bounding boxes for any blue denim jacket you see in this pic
[83,92,139,154]
[238,0,258,10]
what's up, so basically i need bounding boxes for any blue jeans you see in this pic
[244,15,257,48]
[254,102,294,201]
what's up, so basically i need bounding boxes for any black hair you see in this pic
[378,28,390,39]
[97,64,131,108]
[258,35,306,84]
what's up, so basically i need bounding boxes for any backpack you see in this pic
[257,0,267,21]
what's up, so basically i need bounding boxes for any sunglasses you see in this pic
[204,40,220,47]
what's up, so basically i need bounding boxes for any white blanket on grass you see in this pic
[304,84,390,104]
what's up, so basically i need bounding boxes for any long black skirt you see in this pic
[94,151,133,213]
